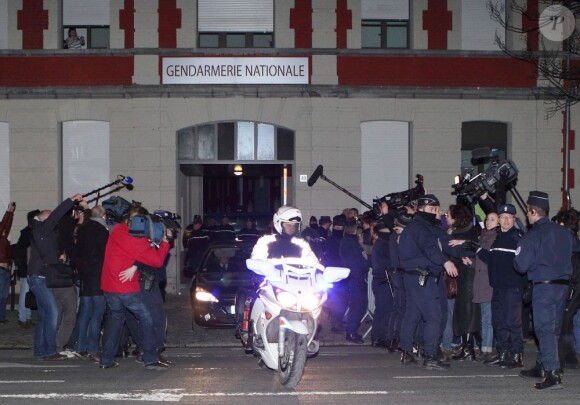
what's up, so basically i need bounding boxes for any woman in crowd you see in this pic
[447,204,481,361]
[472,212,499,362]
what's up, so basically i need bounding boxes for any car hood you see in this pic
[196,271,258,293]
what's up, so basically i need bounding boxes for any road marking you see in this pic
[0,362,79,368]
[394,374,518,379]
[0,389,416,401]
[0,380,65,383]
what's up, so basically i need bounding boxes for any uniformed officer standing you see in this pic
[370,222,393,347]
[515,191,580,390]
[398,195,460,370]
[340,218,370,344]
[325,215,348,333]
[477,204,526,369]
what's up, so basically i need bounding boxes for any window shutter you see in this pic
[62,121,110,201]
[361,0,409,20]
[63,0,110,26]
[361,121,409,209]
[198,0,274,32]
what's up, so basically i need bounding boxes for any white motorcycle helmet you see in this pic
[273,206,302,237]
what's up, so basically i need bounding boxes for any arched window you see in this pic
[177,121,294,162]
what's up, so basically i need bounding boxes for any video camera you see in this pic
[128,201,181,245]
[451,148,519,205]
[373,174,425,212]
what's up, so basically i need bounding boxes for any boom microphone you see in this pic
[308,165,324,187]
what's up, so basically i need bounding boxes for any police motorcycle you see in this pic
[241,257,350,388]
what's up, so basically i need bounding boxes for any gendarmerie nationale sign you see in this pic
[162,57,309,85]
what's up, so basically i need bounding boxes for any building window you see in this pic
[362,20,409,49]
[178,121,293,162]
[63,0,110,49]
[62,121,110,201]
[198,0,273,48]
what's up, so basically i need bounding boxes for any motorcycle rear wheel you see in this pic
[278,331,307,388]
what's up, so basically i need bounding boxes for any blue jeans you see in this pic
[0,269,10,321]
[480,302,493,353]
[441,298,456,351]
[76,295,106,354]
[18,277,32,322]
[28,275,59,358]
[101,292,158,367]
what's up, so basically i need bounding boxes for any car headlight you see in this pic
[195,287,219,303]
[276,290,298,309]
[301,293,322,311]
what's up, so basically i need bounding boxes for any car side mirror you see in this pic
[323,267,350,283]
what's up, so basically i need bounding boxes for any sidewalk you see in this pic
[0,291,355,350]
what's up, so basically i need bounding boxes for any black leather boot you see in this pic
[452,334,474,361]
[504,352,524,369]
[400,351,417,365]
[423,355,451,370]
[487,351,508,366]
[519,362,545,379]
[534,370,563,390]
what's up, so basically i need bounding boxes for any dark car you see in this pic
[189,239,261,327]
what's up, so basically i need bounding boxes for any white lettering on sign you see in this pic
[162,57,309,85]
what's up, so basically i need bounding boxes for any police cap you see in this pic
[319,215,331,225]
[395,212,413,227]
[527,191,549,212]
[417,194,440,207]
[497,204,516,216]
[193,214,202,224]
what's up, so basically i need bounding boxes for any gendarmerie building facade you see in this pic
[1,0,577,292]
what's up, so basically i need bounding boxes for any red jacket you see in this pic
[0,210,14,265]
[101,223,170,294]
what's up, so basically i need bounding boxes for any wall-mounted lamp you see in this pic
[234,164,243,176]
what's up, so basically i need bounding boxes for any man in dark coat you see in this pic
[74,205,109,361]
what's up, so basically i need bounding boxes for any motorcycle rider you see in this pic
[236,206,318,336]
[250,206,318,263]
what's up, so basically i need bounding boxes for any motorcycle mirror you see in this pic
[323,267,350,284]
[246,259,276,277]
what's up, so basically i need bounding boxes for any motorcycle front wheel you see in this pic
[278,331,308,388]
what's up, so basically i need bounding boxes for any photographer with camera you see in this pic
[99,205,171,370]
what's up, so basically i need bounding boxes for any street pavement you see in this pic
[0,289,357,350]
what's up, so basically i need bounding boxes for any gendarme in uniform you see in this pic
[514,191,580,390]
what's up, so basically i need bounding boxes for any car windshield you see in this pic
[202,245,253,273]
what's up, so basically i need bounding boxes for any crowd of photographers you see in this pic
[0,195,174,370]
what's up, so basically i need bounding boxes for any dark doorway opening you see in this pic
[179,163,292,232]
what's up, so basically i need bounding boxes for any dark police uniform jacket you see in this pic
[399,213,464,275]
[339,234,369,280]
[478,227,527,289]
[371,233,391,280]
[514,217,580,281]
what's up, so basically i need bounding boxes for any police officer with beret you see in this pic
[515,191,580,390]
[398,194,465,370]
[477,204,526,369]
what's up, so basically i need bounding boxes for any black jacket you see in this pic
[28,199,75,277]
[74,218,109,296]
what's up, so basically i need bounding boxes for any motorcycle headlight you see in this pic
[195,287,219,303]
[301,293,322,311]
[276,290,298,309]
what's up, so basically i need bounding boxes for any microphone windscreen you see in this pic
[307,165,324,187]
[124,184,134,191]
[124,176,133,184]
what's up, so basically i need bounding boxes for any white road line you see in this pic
[0,380,65,383]
[394,374,518,379]
[0,390,415,401]
[0,362,80,368]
